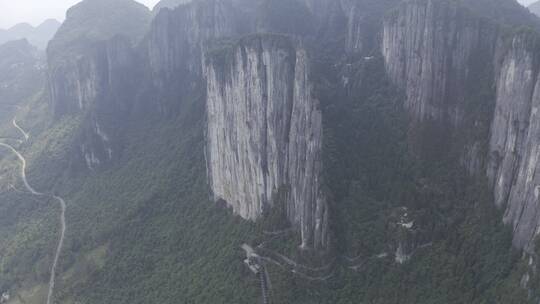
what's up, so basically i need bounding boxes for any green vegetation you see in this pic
[1,0,539,303]
[205,33,297,83]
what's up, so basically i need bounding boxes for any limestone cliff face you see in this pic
[382,0,498,125]
[47,0,150,169]
[152,0,192,14]
[48,38,135,115]
[381,0,540,250]
[146,0,248,86]
[304,0,398,54]
[48,37,137,169]
[488,34,540,249]
[204,35,328,249]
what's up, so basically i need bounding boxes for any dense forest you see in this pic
[1,0,540,303]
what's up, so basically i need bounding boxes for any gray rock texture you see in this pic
[488,34,540,249]
[48,37,136,170]
[304,0,398,54]
[204,35,328,249]
[382,0,498,125]
[146,0,242,84]
[381,0,540,251]
[47,0,150,169]
[152,0,192,14]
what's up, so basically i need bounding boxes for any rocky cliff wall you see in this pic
[204,35,328,249]
[47,0,149,169]
[303,0,398,54]
[489,33,540,249]
[48,37,136,170]
[146,0,251,84]
[382,0,498,125]
[381,0,540,251]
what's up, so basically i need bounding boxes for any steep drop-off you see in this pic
[382,0,540,252]
[382,0,499,126]
[205,35,328,249]
[488,33,540,250]
[4,0,540,303]
[47,0,150,169]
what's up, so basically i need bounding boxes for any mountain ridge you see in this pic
[2,0,540,303]
[0,19,61,49]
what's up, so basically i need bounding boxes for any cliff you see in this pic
[152,0,192,14]
[48,0,150,116]
[45,0,331,249]
[204,35,328,249]
[145,0,246,91]
[382,0,540,251]
[47,0,150,170]
[302,0,398,54]
[382,0,499,125]
[5,0,540,302]
[488,33,540,249]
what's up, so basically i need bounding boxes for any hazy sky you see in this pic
[0,0,160,29]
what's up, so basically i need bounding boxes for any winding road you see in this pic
[12,119,29,141]
[0,119,66,304]
[47,195,66,304]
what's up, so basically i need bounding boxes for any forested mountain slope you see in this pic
[1,0,540,303]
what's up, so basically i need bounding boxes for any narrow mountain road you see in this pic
[47,195,66,304]
[244,244,335,282]
[0,120,66,304]
[0,143,41,195]
[12,119,29,141]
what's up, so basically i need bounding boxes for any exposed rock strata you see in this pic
[47,0,150,169]
[488,34,540,249]
[204,35,328,249]
[146,0,244,83]
[382,0,498,125]
[381,0,540,250]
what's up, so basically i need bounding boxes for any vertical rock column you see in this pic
[205,35,328,249]
[489,34,540,249]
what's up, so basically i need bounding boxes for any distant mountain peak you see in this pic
[38,19,62,28]
[54,0,151,45]
[0,19,61,49]
[7,23,34,32]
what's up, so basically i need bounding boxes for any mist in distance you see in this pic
[0,0,161,29]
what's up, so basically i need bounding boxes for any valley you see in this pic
[2,0,540,303]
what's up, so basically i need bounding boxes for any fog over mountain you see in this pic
[0,19,61,49]
[0,0,160,28]
[3,0,540,303]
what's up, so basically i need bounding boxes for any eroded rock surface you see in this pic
[205,35,328,249]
